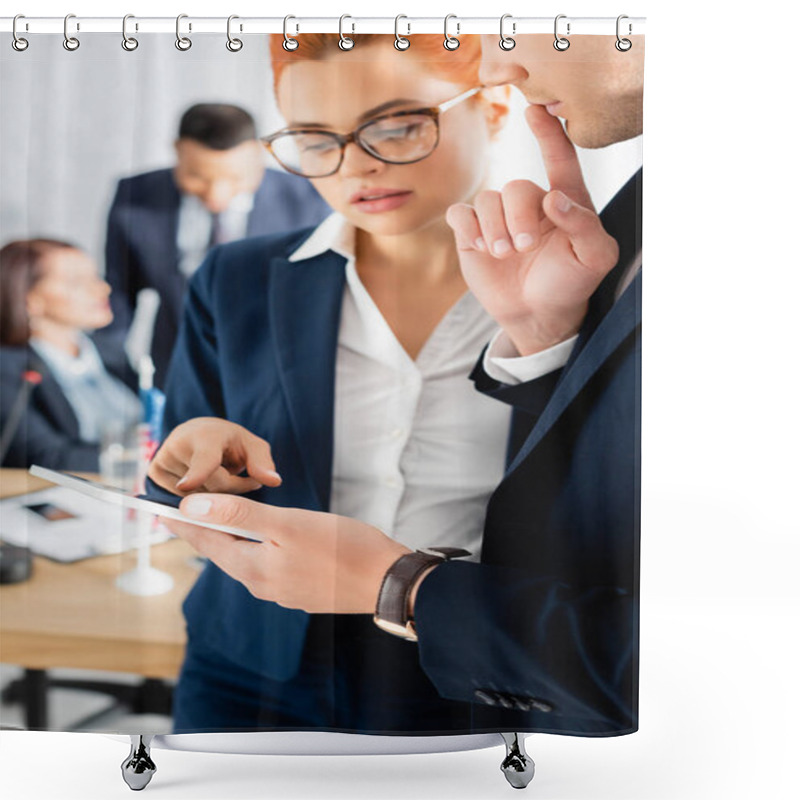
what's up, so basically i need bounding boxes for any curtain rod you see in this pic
[0,16,646,37]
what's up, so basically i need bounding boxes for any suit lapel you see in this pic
[27,355,82,440]
[268,251,347,511]
[564,168,643,372]
[503,169,643,475]
[505,269,641,477]
[156,170,180,269]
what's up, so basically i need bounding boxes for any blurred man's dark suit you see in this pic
[99,167,330,387]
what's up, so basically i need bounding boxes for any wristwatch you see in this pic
[373,547,471,641]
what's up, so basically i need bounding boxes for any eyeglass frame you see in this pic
[260,86,482,178]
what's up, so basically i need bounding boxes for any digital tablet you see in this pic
[28,465,266,543]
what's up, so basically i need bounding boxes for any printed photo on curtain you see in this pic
[0,22,643,790]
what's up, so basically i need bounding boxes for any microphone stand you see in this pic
[116,356,173,596]
[0,368,43,464]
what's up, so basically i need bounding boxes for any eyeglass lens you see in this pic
[269,113,439,177]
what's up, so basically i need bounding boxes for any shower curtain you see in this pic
[0,22,643,746]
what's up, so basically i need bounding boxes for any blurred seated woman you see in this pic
[0,239,141,470]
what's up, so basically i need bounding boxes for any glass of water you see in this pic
[99,420,145,491]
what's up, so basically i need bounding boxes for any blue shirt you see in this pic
[30,333,141,443]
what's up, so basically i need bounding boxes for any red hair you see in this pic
[269,34,481,94]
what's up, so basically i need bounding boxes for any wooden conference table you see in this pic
[0,469,199,729]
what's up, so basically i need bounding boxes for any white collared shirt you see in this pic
[176,191,255,278]
[289,214,512,559]
[30,333,141,443]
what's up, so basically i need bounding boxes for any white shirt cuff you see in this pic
[483,329,578,386]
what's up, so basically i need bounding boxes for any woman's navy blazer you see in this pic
[158,229,361,682]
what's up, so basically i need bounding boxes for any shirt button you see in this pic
[390,428,405,440]
[384,477,400,488]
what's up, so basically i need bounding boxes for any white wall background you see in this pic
[1,1,799,799]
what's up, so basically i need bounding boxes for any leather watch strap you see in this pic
[373,547,470,641]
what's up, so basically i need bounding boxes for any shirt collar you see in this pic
[30,332,102,378]
[288,213,354,263]
[180,191,255,218]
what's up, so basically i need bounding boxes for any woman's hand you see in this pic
[446,105,620,356]
[147,417,282,496]
[162,494,412,614]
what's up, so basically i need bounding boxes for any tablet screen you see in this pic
[28,465,266,543]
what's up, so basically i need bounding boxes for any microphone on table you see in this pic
[0,366,43,465]
[125,288,166,455]
[125,287,160,375]
[0,363,42,583]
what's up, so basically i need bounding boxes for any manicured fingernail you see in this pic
[515,233,534,250]
[184,496,212,517]
[474,237,487,251]
[554,191,572,213]
[492,239,512,256]
[176,477,188,488]
[265,470,282,483]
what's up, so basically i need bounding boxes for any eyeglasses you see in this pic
[261,87,481,178]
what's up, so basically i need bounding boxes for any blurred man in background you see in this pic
[99,103,330,387]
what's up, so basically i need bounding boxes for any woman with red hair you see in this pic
[149,35,514,734]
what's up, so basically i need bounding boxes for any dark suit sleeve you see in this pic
[413,561,635,732]
[160,248,227,431]
[103,180,140,338]
[470,351,564,419]
[414,326,639,733]
[144,248,227,501]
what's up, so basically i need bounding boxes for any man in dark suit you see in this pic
[99,103,330,387]
[155,34,644,739]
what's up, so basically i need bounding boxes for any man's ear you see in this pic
[479,86,512,139]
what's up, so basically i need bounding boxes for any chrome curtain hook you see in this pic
[499,14,516,51]
[175,14,192,51]
[443,14,460,51]
[63,13,80,51]
[553,14,570,51]
[122,14,139,51]
[394,14,410,51]
[282,15,299,51]
[339,15,355,50]
[12,14,29,52]
[226,15,243,52]
[615,14,632,51]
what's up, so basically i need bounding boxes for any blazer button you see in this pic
[512,697,532,712]
[495,693,515,709]
[474,689,498,706]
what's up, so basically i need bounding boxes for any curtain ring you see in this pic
[63,13,80,51]
[615,15,632,51]
[122,14,139,51]
[226,15,243,52]
[175,14,192,51]
[499,14,515,51]
[339,15,354,50]
[553,14,570,51]
[443,14,460,51]
[394,15,410,51]
[282,15,299,51]
[12,15,29,52]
